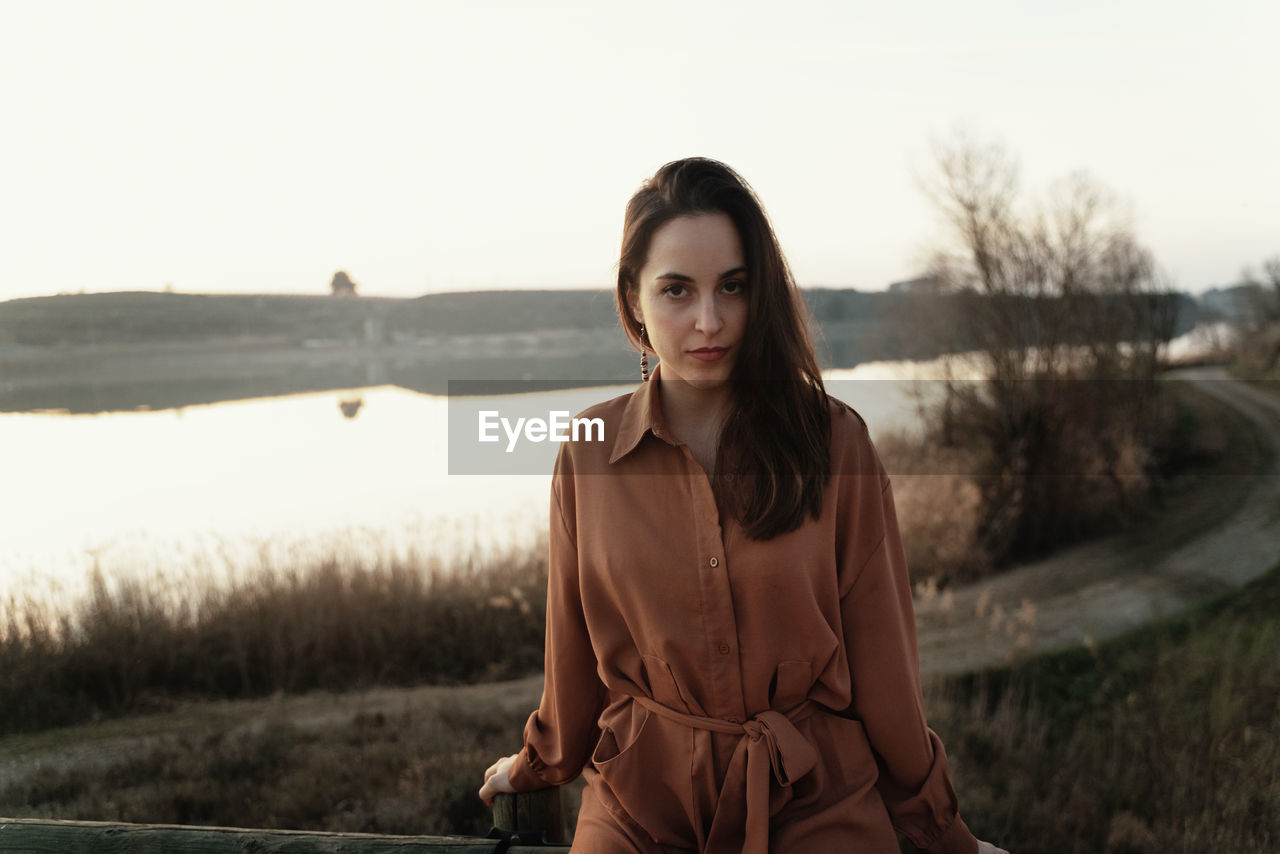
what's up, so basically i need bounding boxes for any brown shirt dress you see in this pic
[507,363,980,854]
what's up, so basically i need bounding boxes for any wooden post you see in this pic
[491,787,569,844]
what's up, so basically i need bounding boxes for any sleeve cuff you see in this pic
[924,813,979,854]
[507,744,564,792]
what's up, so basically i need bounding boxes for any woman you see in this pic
[480,158,1007,854]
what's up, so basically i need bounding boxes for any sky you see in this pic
[1,0,1277,303]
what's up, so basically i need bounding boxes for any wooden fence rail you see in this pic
[0,788,570,853]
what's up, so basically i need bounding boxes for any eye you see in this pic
[722,280,746,295]
[661,283,687,298]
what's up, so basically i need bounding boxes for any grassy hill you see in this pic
[0,289,909,349]
[0,288,1202,413]
[0,287,1199,352]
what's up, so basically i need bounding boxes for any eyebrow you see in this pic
[655,266,747,282]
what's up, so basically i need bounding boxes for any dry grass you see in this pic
[0,537,548,734]
[921,560,1280,854]
[875,431,991,584]
[0,678,541,836]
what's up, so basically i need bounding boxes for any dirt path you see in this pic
[4,368,1276,788]
[915,366,1280,675]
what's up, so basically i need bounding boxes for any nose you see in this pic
[694,293,724,336]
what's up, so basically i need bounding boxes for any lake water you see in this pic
[0,324,1220,617]
[0,362,945,614]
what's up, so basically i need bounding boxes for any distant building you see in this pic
[330,271,358,297]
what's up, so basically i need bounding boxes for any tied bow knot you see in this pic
[748,709,819,787]
[631,696,823,854]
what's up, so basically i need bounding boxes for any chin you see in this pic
[682,368,735,390]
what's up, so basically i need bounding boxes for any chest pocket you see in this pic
[641,654,693,713]
[590,695,699,848]
[770,659,813,710]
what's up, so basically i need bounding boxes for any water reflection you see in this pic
[0,385,560,615]
[338,396,364,419]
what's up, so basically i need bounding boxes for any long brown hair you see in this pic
[615,157,831,540]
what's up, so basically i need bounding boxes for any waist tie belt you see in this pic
[632,695,821,854]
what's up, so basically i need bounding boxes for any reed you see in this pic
[0,537,548,735]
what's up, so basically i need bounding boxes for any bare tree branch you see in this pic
[907,134,1178,566]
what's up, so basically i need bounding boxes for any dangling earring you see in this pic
[639,324,650,382]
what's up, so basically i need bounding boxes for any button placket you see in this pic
[684,447,745,722]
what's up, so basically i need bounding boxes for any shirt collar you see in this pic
[608,361,669,464]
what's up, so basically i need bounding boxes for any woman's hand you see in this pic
[977,841,1010,854]
[478,753,520,805]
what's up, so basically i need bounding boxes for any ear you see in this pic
[627,292,644,329]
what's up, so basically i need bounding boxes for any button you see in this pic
[728,716,743,725]
[718,644,731,655]
[709,557,719,567]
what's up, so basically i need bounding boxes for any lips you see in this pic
[688,346,730,362]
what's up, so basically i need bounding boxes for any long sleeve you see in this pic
[507,445,607,790]
[837,430,979,854]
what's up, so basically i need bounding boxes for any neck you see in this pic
[655,373,733,440]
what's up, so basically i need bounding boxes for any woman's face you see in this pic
[629,212,748,392]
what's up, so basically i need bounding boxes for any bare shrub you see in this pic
[909,132,1180,566]
[1234,254,1280,375]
